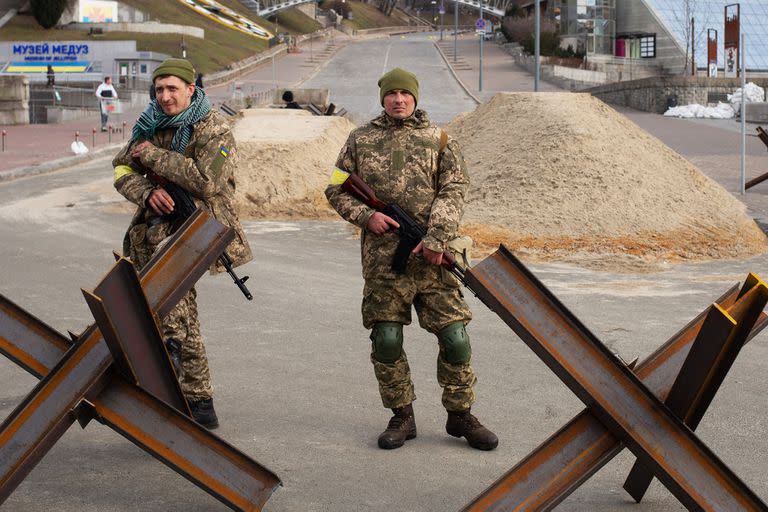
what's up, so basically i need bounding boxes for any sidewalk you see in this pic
[435,33,562,102]
[0,30,350,179]
[0,108,140,178]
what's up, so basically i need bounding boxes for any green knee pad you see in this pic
[370,322,404,363]
[439,321,471,364]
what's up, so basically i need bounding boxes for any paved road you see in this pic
[1,36,768,512]
[302,33,477,125]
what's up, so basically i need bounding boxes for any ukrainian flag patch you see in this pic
[219,146,229,157]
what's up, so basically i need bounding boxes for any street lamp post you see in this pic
[479,0,484,91]
[440,1,445,41]
[454,0,458,64]
[534,0,540,91]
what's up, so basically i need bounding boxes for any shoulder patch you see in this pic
[219,146,230,157]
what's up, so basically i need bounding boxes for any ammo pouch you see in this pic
[447,235,473,269]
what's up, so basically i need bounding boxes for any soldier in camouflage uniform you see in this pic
[112,58,252,429]
[325,68,498,450]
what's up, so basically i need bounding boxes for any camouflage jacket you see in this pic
[325,109,469,279]
[112,110,252,271]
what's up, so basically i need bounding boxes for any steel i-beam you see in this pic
[0,210,281,510]
[623,274,768,502]
[462,282,768,511]
[462,245,768,511]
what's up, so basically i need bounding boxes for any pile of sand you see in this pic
[232,109,356,219]
[445,93,768,269]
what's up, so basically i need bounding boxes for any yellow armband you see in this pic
[114,165,137,182]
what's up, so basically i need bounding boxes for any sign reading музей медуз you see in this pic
[0,41,168,80]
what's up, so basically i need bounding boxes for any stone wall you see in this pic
[0,76,29,125]
[586,76,768,114]
[61,22,204,39]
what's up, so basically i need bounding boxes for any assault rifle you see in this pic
[337,169,467,282]
[148,172,253,300]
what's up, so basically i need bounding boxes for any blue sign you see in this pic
[475,18,487,30]
[11,43,90,63]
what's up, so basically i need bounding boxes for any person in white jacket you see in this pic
[95,76,118,131]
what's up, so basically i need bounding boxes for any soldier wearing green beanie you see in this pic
[377,67,419,106]
[325,68,498,452]
[152,57,196,85]
[112,56,252,430]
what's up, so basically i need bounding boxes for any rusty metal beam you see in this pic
[96,380,280,510]
[0,210,281,511]
[463,246,768,511]
[0,296,70,379]
[0,324,112,502]
[623,276,768,502]
[83,258,188,415]
[463,284,768,511]
[137,209,236,319]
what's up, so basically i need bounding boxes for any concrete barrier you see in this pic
[587,76,768,114]
[745,102,768,124]
[62,22,204,39]
[0,76,29,125]
[274,88,329,107]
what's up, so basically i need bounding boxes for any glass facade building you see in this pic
[644,0,768,71]
[555,1,768,71]
[558,0,616,55]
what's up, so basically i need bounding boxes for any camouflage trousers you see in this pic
[362,262,476,412]
[128,222,213,401]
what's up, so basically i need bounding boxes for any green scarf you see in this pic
[132,88,211,154]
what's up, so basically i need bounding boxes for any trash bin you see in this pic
[666,94,678,109]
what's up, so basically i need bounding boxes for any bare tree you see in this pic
[668,0,712,74]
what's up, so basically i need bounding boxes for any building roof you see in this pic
[644,0,768,71]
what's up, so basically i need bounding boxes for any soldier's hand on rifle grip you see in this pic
[412,241,443,266]
[147,187,175,216]
[367,212,400,235]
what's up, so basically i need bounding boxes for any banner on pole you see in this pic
[707,29,718,77]
[724,3,740,78]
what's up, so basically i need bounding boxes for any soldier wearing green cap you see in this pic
[111,58,252,429]
[325,68,498,451]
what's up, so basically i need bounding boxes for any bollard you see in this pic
[108,125,112,143]
[1,130,5,152]
[122,121,126,140]
[92,128,96,148]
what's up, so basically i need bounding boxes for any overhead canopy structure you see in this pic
[645,0,768,71]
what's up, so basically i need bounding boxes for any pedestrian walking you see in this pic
[95,76,118,131]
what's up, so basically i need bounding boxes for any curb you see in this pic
[0,143,123,182]
[433,39,481,105]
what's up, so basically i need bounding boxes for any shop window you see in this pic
[640,35,656,58]
[140,63,147,74]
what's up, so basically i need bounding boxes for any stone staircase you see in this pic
[437,41,472,70]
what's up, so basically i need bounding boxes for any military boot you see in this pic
[446,408,498,450]
[377,404,416,449]
[189,398,219,429]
